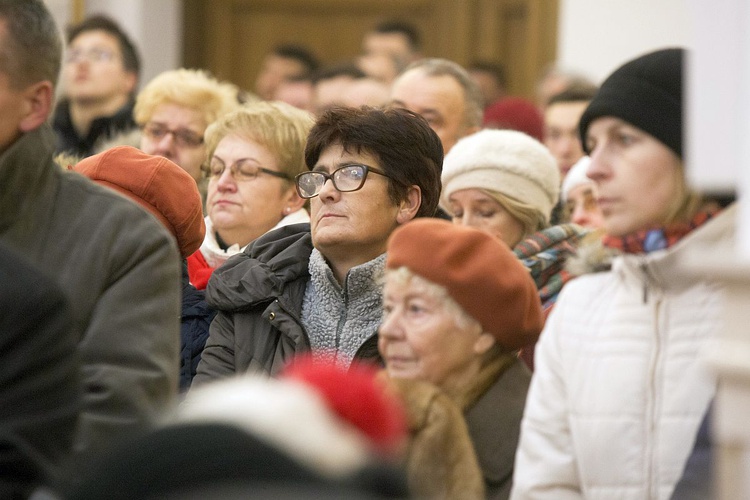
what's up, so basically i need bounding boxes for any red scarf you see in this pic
[602,206,720,255]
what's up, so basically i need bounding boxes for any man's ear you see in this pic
[396,185,422,224]
[121,71,138,96]
[19,81,53,133]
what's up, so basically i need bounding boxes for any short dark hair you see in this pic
[312,62,366,85]
[547,85,599,107]
[67,15,140,79]
[272,44,319,78]
[305,106,443,218]
[468,61,507,90]
[373,20,421,52]
[0,0,61,88]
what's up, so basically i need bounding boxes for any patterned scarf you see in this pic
[602,206,720,254]
[513,224,587,314]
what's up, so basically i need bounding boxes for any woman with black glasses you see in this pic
[192,106,443,384]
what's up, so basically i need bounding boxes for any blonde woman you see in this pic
[187,101,314,289]
[135,68,240,187]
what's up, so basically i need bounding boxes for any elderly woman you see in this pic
[187,101,314,289]
[511,48,732,499]
[379,218,544,499]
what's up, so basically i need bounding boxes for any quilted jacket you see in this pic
[511,205,735,500]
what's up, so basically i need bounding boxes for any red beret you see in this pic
[483,97,544,141]
[74,146,205,257]
[386,219,543,351]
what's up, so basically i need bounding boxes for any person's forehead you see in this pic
[69,29,120,51]
[393,71,466,111]
[149,103,206,131]
[545,100,588,122]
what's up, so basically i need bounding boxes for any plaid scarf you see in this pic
[514,224,587,314]
[602,206,720,254]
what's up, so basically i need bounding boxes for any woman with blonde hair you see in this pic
[187,101,314,289]
[512,48,731,499]
[135,68,240,189]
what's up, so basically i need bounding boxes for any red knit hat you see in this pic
[386,219,543,350]
[282,356,407,458]
[73,146,205,257]
[483,97,544,141]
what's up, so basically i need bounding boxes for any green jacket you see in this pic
[0,124,181,454]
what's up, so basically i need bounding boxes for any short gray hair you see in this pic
[401,58,484,130]
[0,0,62,89]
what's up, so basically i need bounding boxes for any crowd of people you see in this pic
[1,1,723,499]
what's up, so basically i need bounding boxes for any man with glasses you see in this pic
[53,15,140,157]
[193,106,443,382]
[135,68,240,204]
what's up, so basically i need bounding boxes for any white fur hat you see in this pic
[440,129,560,223]
[561,156,593,203]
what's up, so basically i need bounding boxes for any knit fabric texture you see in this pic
[301,250,386,368]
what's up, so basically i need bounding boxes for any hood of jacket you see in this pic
[205,223,312,312]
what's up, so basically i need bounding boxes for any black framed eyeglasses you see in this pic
[295,164,391,199]
[142,123,204,148]
[206,158,291,182]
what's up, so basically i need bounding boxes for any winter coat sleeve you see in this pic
[192,311,239,385]
[0,244,80,497]
[510,293,583,499]
[75,226,181,453]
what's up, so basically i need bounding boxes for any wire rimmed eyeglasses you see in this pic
[206,158,291,182]
[295,164,391,199]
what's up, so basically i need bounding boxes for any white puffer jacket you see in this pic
[511,205,735,500]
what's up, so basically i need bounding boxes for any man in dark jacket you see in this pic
[194,106,443,382]
[0,0,180,458]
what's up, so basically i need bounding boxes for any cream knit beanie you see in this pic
[561,156,593,203]
[440,129,560,223]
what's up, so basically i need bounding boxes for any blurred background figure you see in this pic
[535,64,597,110]
[380,219,544,499]
[390,58,483,154]
[356,51,403,86]
[468,61,508,111]
[254,43,320,101]
[68,359,409,500]
[340,77,391,108]
[361,19,422,66]
[134,68,240,201]
[543,85,598,179]
[561,156,605,229]
[53,15,139,157]
[312,62,366,115]
[0,243,80,499]
[483,97,545,142]
[186,101,314,290]
[272,75,315,113]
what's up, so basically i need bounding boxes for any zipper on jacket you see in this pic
[640,260,649,304]
[646,296,665,499]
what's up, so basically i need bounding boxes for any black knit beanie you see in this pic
[579,48,684,158]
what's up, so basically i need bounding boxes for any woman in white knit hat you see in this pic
[440,129,587,365]
[561,156,605,229]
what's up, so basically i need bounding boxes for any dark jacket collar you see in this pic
[0,125,57,233]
